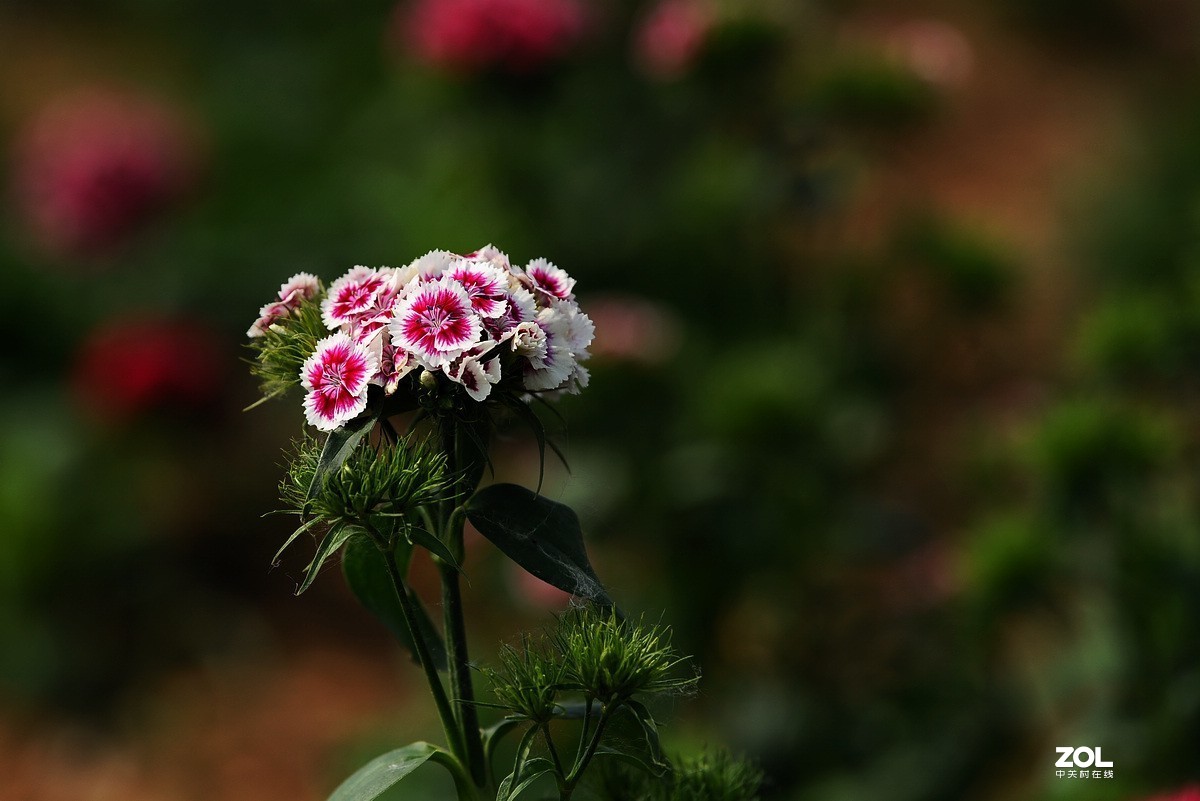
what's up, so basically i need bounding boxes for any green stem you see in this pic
[438,418,488,787]
[430,749,483,801]
[440,545,487,785]
[376,538,466,767]
[563,702,613,797]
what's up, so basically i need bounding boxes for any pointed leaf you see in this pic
[466,483,612,606]
[273,516,321,566]
[593,745,668,777]
[501,759,554,801]
[405,524,461,571]
[483,718,524,769]
[297,524,357,594]
[326,741,439,801]
[341,537,447,670]
[623,699,664,764]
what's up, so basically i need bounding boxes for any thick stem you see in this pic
[438,417,488,787]
[377,540,466,767]
[440,542,487,786]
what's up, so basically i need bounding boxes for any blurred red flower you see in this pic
[11,90,198,259]
[633,0,714,80]
[73,319,226,422]
[1141,787,1200,801]
[400,0,587,74]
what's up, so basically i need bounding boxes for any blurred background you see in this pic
[2,0,1200,799]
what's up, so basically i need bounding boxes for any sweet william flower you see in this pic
[447,259,509,318]
[521,258,576,302]
[248,272,321,338]
[389,275,482,368]
[301,333,379,431]
[322,266,390,329]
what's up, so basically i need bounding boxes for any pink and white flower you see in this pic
[484,286,537,341]
[300,333,379,431]
[322,266,390,329]
[278,272,320,305]
[389,276,482,368]
[521,258,576,302]
[523,299,588,390]
[447,259,508,318]
[248,272,322,338]
[463,243,512,271]
[445,352,503,401]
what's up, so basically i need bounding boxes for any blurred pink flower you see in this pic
[508,562,572,609]
[11,90,198,259]
[74,319,224,422]
[1141,787,1200,801]
[586,294,681,365]
[633,0,714,80]
[400,0,587,74]
[883,19,973,88]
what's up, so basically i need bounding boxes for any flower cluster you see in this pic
[250,246,593,431]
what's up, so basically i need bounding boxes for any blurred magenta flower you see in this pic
[633,0,714,80]
[586,294,680,365]
[11,90,198,259]
[400,0,588,74]
[73,319,224,422]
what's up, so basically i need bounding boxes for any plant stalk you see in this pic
[377,540,467,767]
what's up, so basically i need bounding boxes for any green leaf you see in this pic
[483,717,524,770]
[326,741,439,801]
[273,516,321,566]
[404,524,461,570]
[499,757,555,801]
[623,699,665,765]
[297,524,357,594]
[341,538,447,670]
[593,745,668,777]
[305,398,383,507]
[466,484,613,606]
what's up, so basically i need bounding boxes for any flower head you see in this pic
[389,275,482,368]
[447,259,509,318]
[322,266,390,330]
[248,272,323,338]
[300,333,378,431]
[521,257,576,301]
